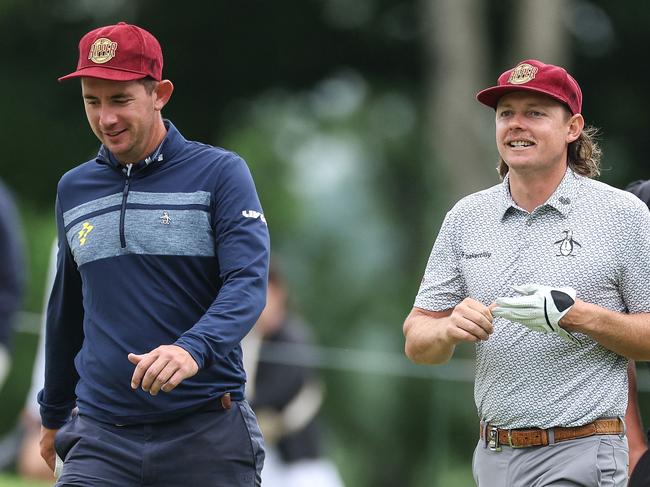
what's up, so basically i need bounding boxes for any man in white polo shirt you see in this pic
[403,59,650,486]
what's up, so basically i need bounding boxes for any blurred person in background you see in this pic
[403,59,650,486]
[626,179,650,203]
[0,178,24,390]
[243,264,344,487]
[15,241,57,481]
[624,179,650,486]
[626,358,648,472]
[38,22,269,486]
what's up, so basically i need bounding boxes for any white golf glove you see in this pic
[492,284,579,344]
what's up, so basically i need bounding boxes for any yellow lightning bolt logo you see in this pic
[78,222,94,246]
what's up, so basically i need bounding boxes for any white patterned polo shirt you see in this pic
[415,168,650,429]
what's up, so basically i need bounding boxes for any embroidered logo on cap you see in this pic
[88,38,118,64]
[508,63,538,85]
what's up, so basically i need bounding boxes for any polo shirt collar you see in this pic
[499,166,584,219]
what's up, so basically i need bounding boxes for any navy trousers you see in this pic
[54,400,265,486]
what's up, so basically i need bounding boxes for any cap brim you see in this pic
[58,66,149,82]
[476,85,574,113]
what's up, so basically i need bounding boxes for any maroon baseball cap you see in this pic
[58,22,163,82]
[476,59,582,114]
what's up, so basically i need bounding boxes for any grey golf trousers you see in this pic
[472,435,628,486]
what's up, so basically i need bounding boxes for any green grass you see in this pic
[437,467,475,486]
[0,331,39,433]
[0,469,475,487]
[0,474,52,487]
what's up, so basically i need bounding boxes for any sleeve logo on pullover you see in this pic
[242,210,267,224]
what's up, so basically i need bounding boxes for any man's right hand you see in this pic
[403,298,494,365]
[446,297,494,343]
[39,425,58,471]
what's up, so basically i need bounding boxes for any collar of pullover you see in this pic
[95,119,185,174]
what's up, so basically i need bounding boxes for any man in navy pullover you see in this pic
[38,22,269,486]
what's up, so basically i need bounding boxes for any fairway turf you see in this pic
[0,474,52,487]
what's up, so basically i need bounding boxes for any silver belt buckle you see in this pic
[488,426,501,452]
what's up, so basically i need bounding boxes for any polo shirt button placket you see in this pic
[518,216,533,254]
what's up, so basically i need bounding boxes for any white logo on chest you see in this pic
[160,211,172,225]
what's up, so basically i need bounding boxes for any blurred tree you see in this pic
[421,0,571,207]
[422,0,493,203]
[510,0,569,65]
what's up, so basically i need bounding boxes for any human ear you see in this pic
[153,80,174,111]
[566,113,584,143]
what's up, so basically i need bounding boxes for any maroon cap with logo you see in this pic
[58,22,163,82]
[476,59,582,114]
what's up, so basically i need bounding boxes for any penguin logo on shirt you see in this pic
[554,230,581,257]
[160,211,172,225]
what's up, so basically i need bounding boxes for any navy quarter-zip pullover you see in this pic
[39,121,269,428]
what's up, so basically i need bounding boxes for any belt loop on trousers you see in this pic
[618,416,626,439]
[481,421,488,449]
[507,429,522,449]
[220,392,232,410]
[547,428,555,445]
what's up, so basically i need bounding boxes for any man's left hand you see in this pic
[128,345,199,395]
[39,425,58,472]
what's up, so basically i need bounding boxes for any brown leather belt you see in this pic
[479,418,624,450]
